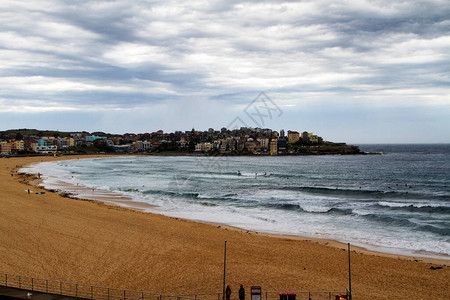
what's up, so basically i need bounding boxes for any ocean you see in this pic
[23,144,450,259]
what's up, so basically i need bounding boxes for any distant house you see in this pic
[270,138,278,155]
[33,145,58,154]
[38,138,52,147]
[9,140,24,152]
[258,138,270,150]
[112,145,132,154]
[287,131,300,144]
[134,141,151,152]
[0,142,11,155]
[86,135,107,142]
[195,142,212,152]
[278,138,287,152]
[57,137,70,148]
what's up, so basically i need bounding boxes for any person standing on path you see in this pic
[226,285,231,300]
[239,285,245,300]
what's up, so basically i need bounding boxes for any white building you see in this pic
[33,145,58,154]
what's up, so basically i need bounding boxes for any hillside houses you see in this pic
[1,128,324,156]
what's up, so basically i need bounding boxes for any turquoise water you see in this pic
[27,144,450,259]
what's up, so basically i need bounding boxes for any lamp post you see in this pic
[348,243,352,300]
[223,240,227,300]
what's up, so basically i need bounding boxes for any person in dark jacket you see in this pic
[238,285,245,300]
[226,285,232,300]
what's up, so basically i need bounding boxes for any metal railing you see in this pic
[0,272,348,300]
[0,272,195,300]
[176,290,349,300]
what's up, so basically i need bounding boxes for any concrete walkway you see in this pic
[0,286,84,299]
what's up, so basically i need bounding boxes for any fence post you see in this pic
[46,279,48,293]
[19,276,21,288]
[108,287,110,299]
[348,243,352,300]
[31,277,33,290]
[91,286,93,299]
[141,291,144,300]
[5,274,7,286]
[60,281,62,295]
[124,289,126,300]
[76,283,78,297]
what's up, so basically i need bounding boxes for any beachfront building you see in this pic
[112,145,132,154]
[65,137,75,147]
[10,140,24,152]
[70,133,86,146]
[134,141,151,152]
[309,134,319,143]
[258,138,270,150]
[278,138,287,152]
[39,136,57,147]
[24,139,38,152]
[203,142,212,152]
[0,141,11,155]
[288,131,300,144]
[270,138,278,155]
[38,138,53,147]
[57,137,75,148]
[195,142,213,152]
[33,145,58,154]
[245,140,258,153]
[301,131,309,141]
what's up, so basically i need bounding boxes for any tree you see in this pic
[93,139,111,152]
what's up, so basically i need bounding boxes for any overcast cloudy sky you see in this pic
[1,0,449,143]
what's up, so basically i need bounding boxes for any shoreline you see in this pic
[19,155,449,265]
[2,155,448,299]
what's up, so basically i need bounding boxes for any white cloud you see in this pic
[102,43,172,66]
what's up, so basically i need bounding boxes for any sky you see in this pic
[1,0,449,143]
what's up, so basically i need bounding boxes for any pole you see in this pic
[223,240,227,300]
[348,243,352,300]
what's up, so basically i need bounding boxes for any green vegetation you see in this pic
[1,128,87,138]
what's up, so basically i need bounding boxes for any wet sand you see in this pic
[0,155,448,299]
[35,179,157,211]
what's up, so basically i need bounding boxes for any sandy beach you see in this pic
[0,155,448,299]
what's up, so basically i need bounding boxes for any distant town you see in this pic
[0,128,362,156]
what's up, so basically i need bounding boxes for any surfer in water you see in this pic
[237,170,241,176]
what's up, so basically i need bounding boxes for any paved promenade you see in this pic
[0,286,82,299]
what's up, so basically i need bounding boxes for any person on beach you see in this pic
[226,285,231,300]
[239,285,245,300]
